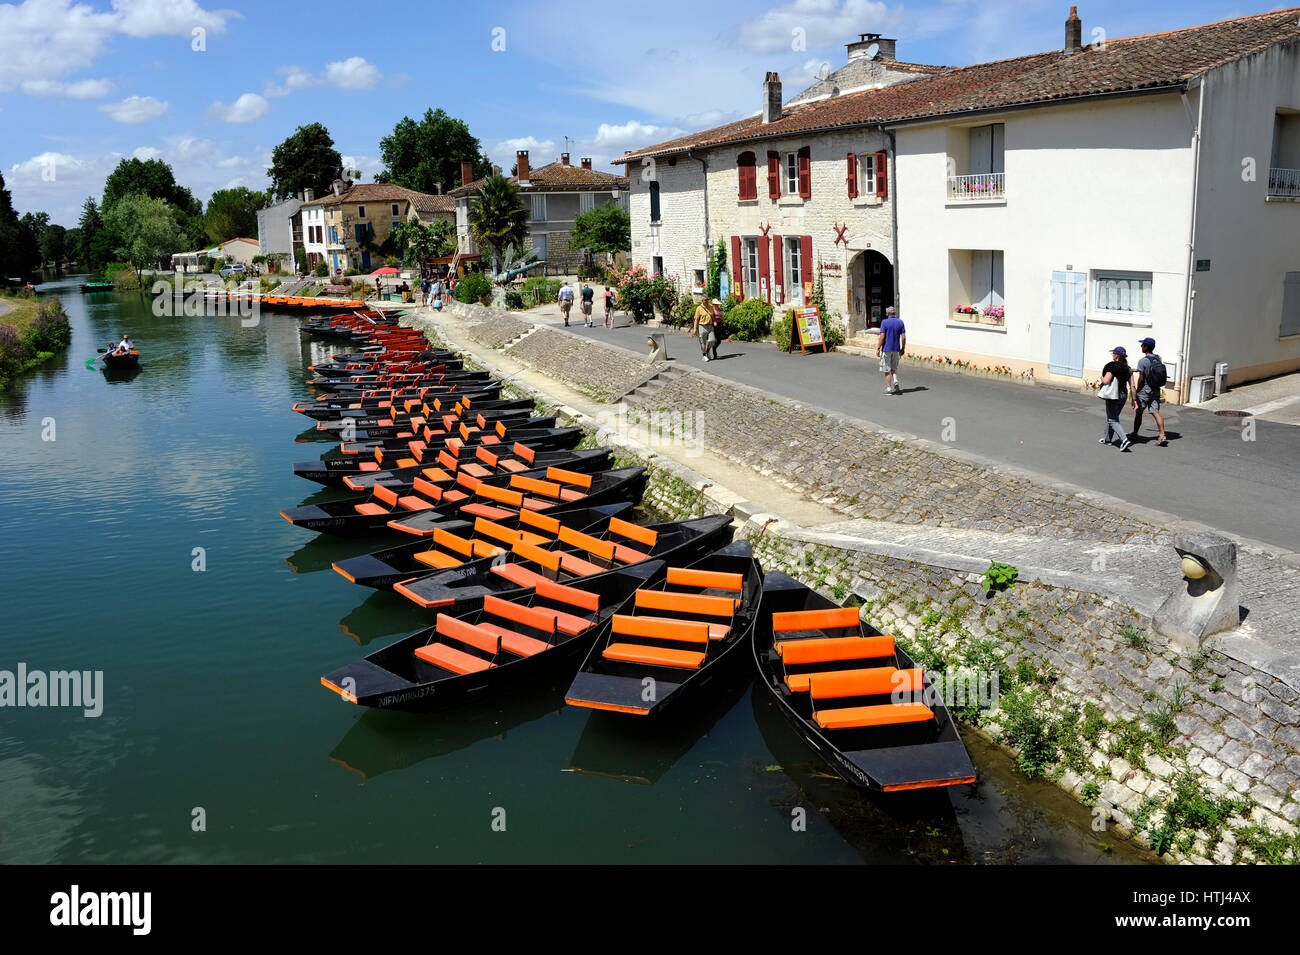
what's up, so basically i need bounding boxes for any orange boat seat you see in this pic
[414,549,463,570]
[603,644,706,669]
[354,502,389,516]
[631,614,730,641]
[459,503,517,521]
[804,668,924,698]
[490,562,550,589]
[813,702,934,730]
[771,607,861,633]
[414,642,493,674]
[776,635,895,665]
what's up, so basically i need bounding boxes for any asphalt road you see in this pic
[554,315,1300,552]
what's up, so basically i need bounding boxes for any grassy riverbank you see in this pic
[0,292,72,389]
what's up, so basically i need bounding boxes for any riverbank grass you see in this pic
[0,293,73,389]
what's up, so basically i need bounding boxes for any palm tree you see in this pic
[469,175,527,274]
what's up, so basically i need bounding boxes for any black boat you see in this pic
[101,349,139,369]
[280,463,645,537]
[331,501,632,590]
[752,571,977,793]
[81,281,114,293]
[291,384,504,418]
[392,511,730,610]
[564,540,761,718]
[340,445,612,493]
[321,562,664,712]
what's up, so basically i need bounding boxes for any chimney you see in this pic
[1065,6,1082,54]
[580,157,592,170]
[303,187,314,202]
[331,179,344,197]
[561,152,570,166]
[460,159,473,186]
[846,33,896,61]
[516,150,530,184]
[762,72,782,124]
[492,164,501,177]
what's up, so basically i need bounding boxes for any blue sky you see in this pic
[0,0,1276,226]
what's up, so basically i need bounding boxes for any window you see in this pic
[533,234,547,261]
[693,269,705,289]
[785,153,798,194]
[391,203,400,217]
[1093,271,1152,316]
[743,238,759,299]
[532,196,547,221]
[767,151,780,199]
[652,256,664,278]
[1269,111,1300,197]
[579,192,595,213]
[649,181,661,223]
[737,151,757,200]
[1281,272,1300,338]
[969,124,1005,175]
[786,238,803,306]
[860,153,875,193]
[357,205,366,219]
[796,146,811,198]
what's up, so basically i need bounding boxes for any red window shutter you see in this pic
[767,151,780,199]
[875,150,888,198]
[757,234,770,303]
[847,153,857,198]
[738,152,756,200]
[731,235,743,301]
[799,235,813,300]
[771,233,783,303]
[797,147,811,198]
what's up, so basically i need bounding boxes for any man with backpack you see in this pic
[1130,337,1168,446]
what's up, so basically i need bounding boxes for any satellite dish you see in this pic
[866,42,880,59]
[817,62,832,81]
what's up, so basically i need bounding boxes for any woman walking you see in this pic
[1098,346,1132,451]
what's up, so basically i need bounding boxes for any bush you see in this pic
[23,299,71,353]
[669,293,698,328]
[106,263,141,290]
[771,311,792,349]
[454,271,493,305]
[721,297,772,341]
[577,262,604,281]
[616,264,655,323]
[520,276,561,307]
[313,261,329,277]
[0,324,26,382]
[504,289,525,310]
[822,311,845,350]
[344,267,362,276]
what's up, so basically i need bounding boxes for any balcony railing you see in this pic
[1268,167,1300,198]
[947,172,1005,201]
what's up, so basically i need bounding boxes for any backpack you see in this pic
[1144,354,1167,391]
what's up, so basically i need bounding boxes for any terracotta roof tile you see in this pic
[617,8,1300,162]
[300,183,446,208]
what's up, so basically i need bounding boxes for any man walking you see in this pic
[1130,336,1169,446]
[557,281,574,326]
[580,282,595,327]
[877,306,905,395]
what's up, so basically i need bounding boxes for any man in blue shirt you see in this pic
[876,306,906,395]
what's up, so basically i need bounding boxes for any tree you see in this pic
[468,176,527,274]
[377,108,493,195]
[267,123,343,202]
[204,187,267,244]
[63,228,81,266]
[390,219,455,272]
[0,172,40,278]
[570,203,630,256]
[41,224,67,267]
[102,158,203,251]
[706,240,727,300]
[103,194,182,277]
[78,197,113,272]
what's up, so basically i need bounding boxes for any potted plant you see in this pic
[979,304,1005,325]
[952,305,980,323]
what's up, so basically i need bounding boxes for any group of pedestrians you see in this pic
[1098,337,1169,451]
[557,281,616,328]
[420,275,455,310]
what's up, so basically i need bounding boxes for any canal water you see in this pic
[0,275,1153,864]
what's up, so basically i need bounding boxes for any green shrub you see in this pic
[313,261,329,277]
[455,271,493,305]
[721,297,772,341]
[771,311,792,349]
[344,267,362,276]
[23,299,71,353]
[106,262,141,290]
[982,561,1018,592]
[504,289,525,310]
[669,293,698,328]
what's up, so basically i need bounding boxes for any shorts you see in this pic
[697,325,715,350]
[879,351,901,373]
[581,301,593,315]
[560,301,572,315]
[1135,392,1161,413]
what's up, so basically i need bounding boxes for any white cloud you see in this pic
[20,77,114,98]
[264,64,318,97]
[341,155,385,181]
[737,0,898,55]
[98,95,168,123]
[208,93,269,123]
[216,156,244,168]
[0,0,233,91]
[325,56,380,90]
[594,121,683,150]
[110,0,232,38]
[131,146,162,160]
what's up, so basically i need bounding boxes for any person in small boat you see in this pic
[114,335,132,355]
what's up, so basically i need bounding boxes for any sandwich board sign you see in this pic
[787,305,827,354]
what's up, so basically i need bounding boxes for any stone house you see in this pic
[300,181,447,274]
[255,195,303,270]
[617,36,941,335]
[452,154,630,274]
[217,237,259,267]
